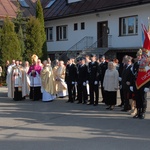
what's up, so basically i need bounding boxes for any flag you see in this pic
[141,23,150,50]
[136,69,150,89]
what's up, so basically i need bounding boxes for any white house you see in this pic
[44,0,150,61]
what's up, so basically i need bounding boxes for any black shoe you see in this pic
[75,98,79,101]
[82,101,86,104]
[139,113,145,119]
[59,96,65,98]
[133,114,139,118]
[66,100,71,103]
[87,102,93,105]
[118,104,123,107]
[106,106,111,110]
[110,106,114,110]
[94,103,98,106]
[77,102,82,104]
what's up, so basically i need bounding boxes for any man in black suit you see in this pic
[132,49,149,119]
[121,56,132,111]
[75,58,82,101]
[65,58,78,103]
[88,54,99,106]
[129,51,142,116]
[118,55,128,107]
[98,55,108,103]
[77,57,88,104]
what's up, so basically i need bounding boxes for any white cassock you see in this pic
[56,65,68,97]
[41,65,56,102]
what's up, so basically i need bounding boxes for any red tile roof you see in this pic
[0,0,17,19]
[0,0,38,20]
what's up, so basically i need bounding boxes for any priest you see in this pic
[28,54,42,100]
[41,60,56,102]
[7,60,29,100]
[55,60,68,98]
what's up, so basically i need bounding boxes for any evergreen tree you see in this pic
[36,0,47,60]
[13,3,27,33]
[0,16,22,64]
[24,16,43,63]
[13,3,26,60]
[18,25,25,58]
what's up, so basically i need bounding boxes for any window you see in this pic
[56,25,68,41]
[74,23,78,31]
[46,27,53,41]
[81,22,85,30]
[18,0,29,7]
[45,0,56,8]
[119,16,138,36]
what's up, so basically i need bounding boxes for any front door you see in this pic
[97,21,108,48]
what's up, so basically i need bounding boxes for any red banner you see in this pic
[136,70,150,89]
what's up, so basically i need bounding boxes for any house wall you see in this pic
[45,4,150,52]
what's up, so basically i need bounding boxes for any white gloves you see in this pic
[119,77,122,81]
[94,81,98,85]
[130,86,133,92]
[83,82,86,86]
[126,81,130,85]
[72,82,77,85]
[144,88,150,93]
[86,80,89,84]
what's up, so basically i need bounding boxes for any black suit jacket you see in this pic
[77,64,88,84]
[121,65,132,90]
[88,61,99,84]
[98,61,108,82]
[130,61,140,86]
[65,64,77,84]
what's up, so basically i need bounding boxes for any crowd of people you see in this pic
[4,49,150,119]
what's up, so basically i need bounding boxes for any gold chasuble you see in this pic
[41,65,56,95]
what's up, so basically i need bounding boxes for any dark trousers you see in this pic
[134,87,147,111]
[76,84,79,100]
[14,87,23,101]
[78,84,88,103]
[105,91,117,106]
[123,88,130,110]
[89,84,99,104]
[67,84,75,102]
[30,86,42,101]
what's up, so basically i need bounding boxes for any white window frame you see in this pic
[120,16,138,36]
[56,25,68,41]
[46,27,53,41]
[81,22,85,30]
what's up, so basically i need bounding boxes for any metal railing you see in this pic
[78,35,112,57]
[58,36,93,61]
[88,35,112,50]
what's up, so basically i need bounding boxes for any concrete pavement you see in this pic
[0,86,150,150]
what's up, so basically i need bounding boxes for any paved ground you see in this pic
[0,86,150,150]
